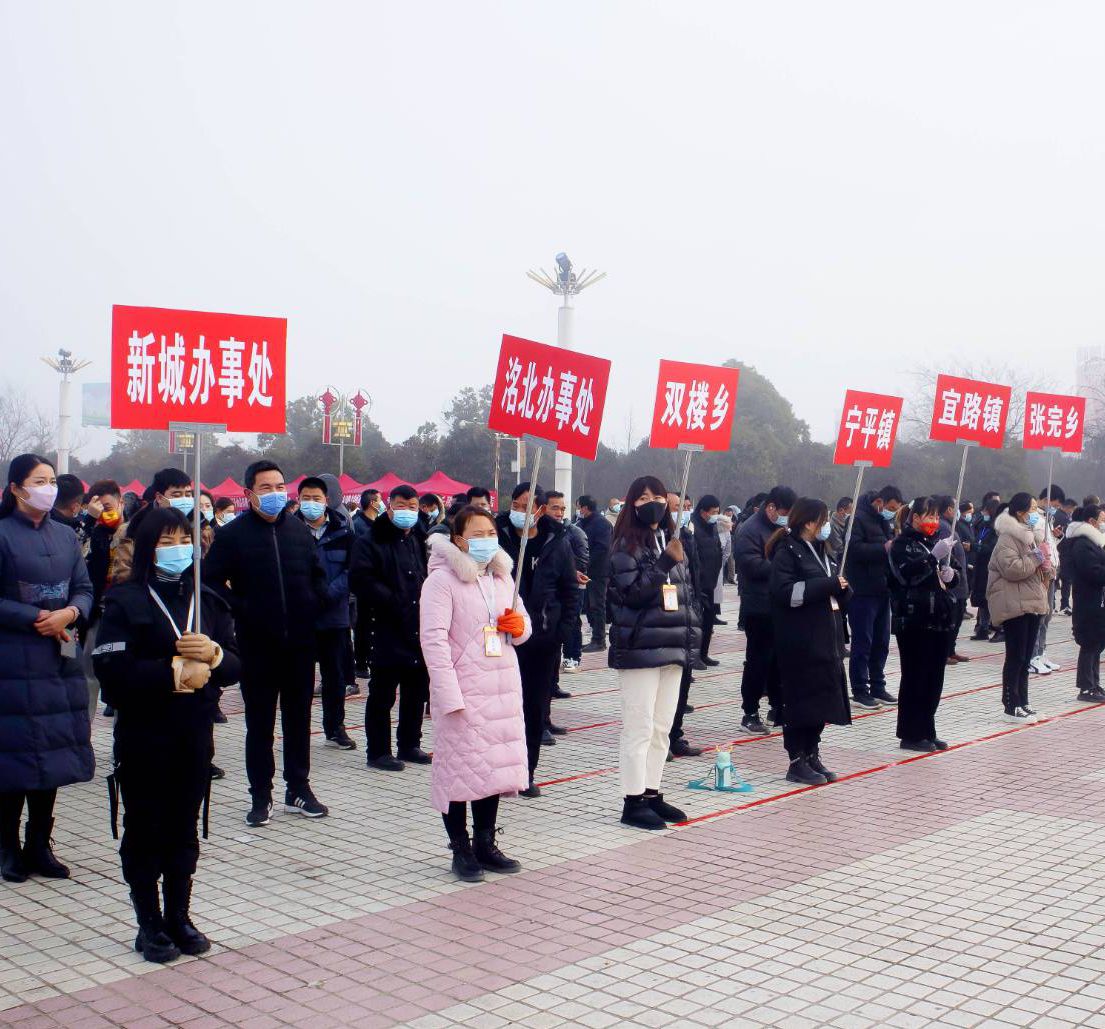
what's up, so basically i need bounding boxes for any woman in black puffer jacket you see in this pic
[607,476,701,831]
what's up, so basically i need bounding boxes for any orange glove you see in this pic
[497,609,525,639]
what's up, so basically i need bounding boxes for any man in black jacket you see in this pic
[350,484,431,771]
[497,482,580,797]
[685,495,724,666]
[734,485,795,734]
[843,486,903,709]
[546,491,588,721]
[204,461,330,827]
[577,495,612,652]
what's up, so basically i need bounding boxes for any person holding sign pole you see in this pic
[685,495,724,667]
[608,476,702,830]
[93,507,240,963]
[888,496,958,752]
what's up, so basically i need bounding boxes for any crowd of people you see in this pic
[1,451,1101,963]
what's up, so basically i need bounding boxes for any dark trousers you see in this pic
[586,573,608,643]
[366,663,428,759]
[847,595,891,695]
[1077,645,1102,694]
[782,723,823,760]
[316,628,349,738]
[895,626,950,742]
[564,606,583,663]
[1061,575,1072,611]
[117,733,211,885]
[354,602,372,672]
[972,600,992,638]
[1001,613,1041,712]
[517,640,559,779]
[740,613,781,716]
[442,795,500,841]
[946,598,967,658]
[669,666,693,744]
[0,788,56,841]
[240,642,316,802]
[700,596,716,660]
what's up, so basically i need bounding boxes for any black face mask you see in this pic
[634,500,667,527]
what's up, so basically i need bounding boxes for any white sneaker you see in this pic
[1029,657,1051,676]
[1003,706,1036,723]
[1023,703,1038,716]
[562,659,580,674]
[1042,656,1062,672]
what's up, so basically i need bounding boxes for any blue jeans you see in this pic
[847,595,891,695]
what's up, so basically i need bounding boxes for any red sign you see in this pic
[487,334,610,461]
[111,305,287,432]
[648,360,740,451]
[928,373,1011,450]
[1023,391,1086,453]
[833,390,903,467]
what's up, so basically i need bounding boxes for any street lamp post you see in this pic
[41,349,92,474]
[526,253,605,500]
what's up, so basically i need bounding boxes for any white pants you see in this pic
[618,665,682,796]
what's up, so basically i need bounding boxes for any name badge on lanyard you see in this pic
[148,587,194,639]
[477,575,503,658]
[661,584,679,611]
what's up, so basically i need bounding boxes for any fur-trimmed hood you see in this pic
[995,510,1036,545]
[427,532,513,582]
[1066,520,1105,547]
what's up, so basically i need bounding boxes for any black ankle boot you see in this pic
[620,795,666,830]
[448,837,485,882]
[806,752,838,783]
[644,791,687,823]
[473,828,521,874]
[163,876,211,955]
[785,756,827,786]
[23,818,69,878]
[131,884,181,963]
[0,830,27,883]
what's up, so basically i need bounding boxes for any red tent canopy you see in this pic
[415,471,472,498]
[363,472,414,495]
[208,475,245,499]
[285,474,306,495]
[337,473,366,500]
[118,479,145,497]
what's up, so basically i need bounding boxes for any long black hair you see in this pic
[129,507,193,583]
[612,476,672,553]
[0,453,54,520]
[766,497,828,557]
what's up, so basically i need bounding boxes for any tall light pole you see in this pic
[527,253,605,501]
[41,349,91,474]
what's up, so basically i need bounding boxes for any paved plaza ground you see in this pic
[3,587,1105,1028]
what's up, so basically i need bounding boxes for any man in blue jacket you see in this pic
[297,477,357,751]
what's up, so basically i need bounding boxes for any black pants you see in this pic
[1001,613,1041,712]
[740,613,781,716]
[442,795,500,841]
[782,723,823,760]
[700,595,716,661]
[1077,644,1102,694]
[586,573,608,644]
[316,628,349,738]
[669,666,693,744]
[0,788,56,842]
[895,626,950,742]
[1061,575,1072,611]
[240,641,316,802]
[972,600,991,637]
[366,663,428,759]
[517,639,560,779]
[117,731,211,885]
[354,602,372,672]
[946,598,966,658]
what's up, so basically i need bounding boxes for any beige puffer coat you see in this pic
[986,511,1052,627]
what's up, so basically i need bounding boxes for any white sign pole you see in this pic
[839,460,873,572]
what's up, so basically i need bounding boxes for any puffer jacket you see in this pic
[607,532,702,670]
[986,511,1052,627]
[733,509,778,616]
[1061,520,1105,650]
[842,493,893,597]
[419,536,531,813]
[496,514,580,647]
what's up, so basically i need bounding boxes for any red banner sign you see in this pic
[833,389,903,467]
[1023,391,1086,453]
[487,334,610,461]
[648,360,740,451]
[111,305,287,432]
[928,373,1011,450]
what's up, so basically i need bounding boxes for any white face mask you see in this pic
[21,483,58,513]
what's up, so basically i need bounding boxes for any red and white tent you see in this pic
[208,476,246,499]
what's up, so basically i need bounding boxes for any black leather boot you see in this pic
[131,883,181,963]
[0,828,27,883]
[23,817,69,878]
[473,828,521,874]
[448,836,485,882]
[644,791,686,823]
[620,795,666,830]
[163,876,211,955]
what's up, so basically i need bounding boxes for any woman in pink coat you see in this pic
[420,506,531,882]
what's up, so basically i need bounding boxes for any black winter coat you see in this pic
[734,509,779,616]
[204,507,328,652]
[770,534,851,728]
[350,513,428,667]
[685,513,723,608]
[888,528,958,633]
[842,493,893,597]
[971,517,999,607]
[0,511,95,793]
[1061,522,1105,650]
[565,521,590,577]
[296,508,354,631]
[497,514,580,647]
[607,533,702,670]
[578,511,612,578]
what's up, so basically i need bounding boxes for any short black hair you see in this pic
[766,486,796,512]
[960,499,974,513]
[578,494,597,512]
[1041,485,1066,502]
[244,460,282,490]
[89,479,121,500]
[146,467,192,501]
[214,497,235,513]
[696,494,721,513]
[835,496,852,512]
[1008,492,1034,518]
[390,484,418,502]
[359,489,380,509]
[130,507,193,584]
[298,476,328,496]
[1082,504,1102,522]
[55,474,85,507]
[466,486,491,502]
[512,481,547,507]
[546,490,565,502]
[877,485,904,504]
[419,493,441,508]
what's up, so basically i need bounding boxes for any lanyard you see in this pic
[804,540,831,577]
[475,572,499,624]
[148,586,194,639]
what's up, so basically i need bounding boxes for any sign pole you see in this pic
[172,421,226,634]
[948,438,978,566]
[839,460,872,572]
[511,436,555,608]
[674,443,703,537]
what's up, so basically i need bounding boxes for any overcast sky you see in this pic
[2,2,1102,459]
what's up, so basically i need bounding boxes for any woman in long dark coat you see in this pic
[768,497,852,786]
[0,454,94,884]
[1061,506,1105,702]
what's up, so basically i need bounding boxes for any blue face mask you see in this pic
[169,496,194,517]
[509,509,529,530]
[817,522,832,541]
[880,507,896,521]
[154,542,193,577]
[257,491,288,517]
[963,512,973,523]
[708,514,720,525]
[391,508,418,530]
[466,537,499,564]
[679,511,691,528]
[1027,511,1042,528]
[217,512,235,526]
[299,500,326,522]
[982,514,991,522]
[775,515,789,527]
